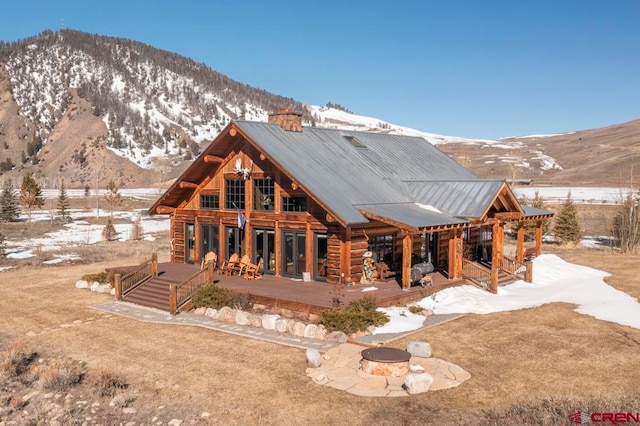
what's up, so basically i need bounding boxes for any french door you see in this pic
[253,228,275,275]
[185,223,195,264]
[314,233,328,281]
[282,231,305,278]
[200,224,219,261]
[226,227,245,259]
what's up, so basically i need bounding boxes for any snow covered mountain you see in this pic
[1,29,635,188]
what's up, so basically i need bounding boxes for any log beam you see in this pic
[156,205,176,214]
[179,181,198,189]
[204,155,224,163]
[402,234,412,289]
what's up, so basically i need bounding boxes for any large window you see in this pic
[253,179,274,211]
[225,179,245,209]
[200,194,219,209]
[282,196,307,212]
[368,234,394,264]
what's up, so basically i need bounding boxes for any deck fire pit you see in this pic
[360,347,411,377]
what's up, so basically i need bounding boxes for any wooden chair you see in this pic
[231,254,251,276]
[219,253,239,276]
[200,251,217,270]
[244,258,264,280]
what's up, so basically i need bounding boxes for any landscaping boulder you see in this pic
[275,318,289,333]
[218,306,235,323]
[306,348,322,368]
[194,307,207,315]
[235,310,252,326]
[261,314,280,330]
[293,321,306,337]
[303,324,318,338]
[325,331,348,343]
[204,308,218,319]
[250,314,263,328]
[314,324,328,340]
[406,341,432,358]
[403,373,434,395]
[75,280,89,289]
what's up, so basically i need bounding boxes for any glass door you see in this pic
[253,228,275,275]
[282,231,305,277]
[226,227,244,260]
[314,233,328,281]
[200,224,219,261]
[185,223,195,264]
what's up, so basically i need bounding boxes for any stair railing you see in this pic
[169,262,214,314]
[461,258,491,292]
[114,253,158,300]
[500,254,533,283]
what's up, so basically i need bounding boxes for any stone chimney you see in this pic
[268,109,303,132]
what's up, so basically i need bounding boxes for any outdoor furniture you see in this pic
[200,251,217,270]
[219,253,239,276]
[231,254,251,276]
[244,258,264,280]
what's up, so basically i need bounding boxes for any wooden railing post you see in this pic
[152,252,158,277]
[114,273,122,300]
[490,268,499,294]
[525,261,533,283]
[169,284,177,315]
[207,262,214,283]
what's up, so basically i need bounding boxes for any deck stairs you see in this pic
[122,276,174,312]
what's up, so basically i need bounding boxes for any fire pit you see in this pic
[360,347,411,377]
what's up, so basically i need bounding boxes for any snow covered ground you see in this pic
[373,254,640,334]
[513,186,637,204]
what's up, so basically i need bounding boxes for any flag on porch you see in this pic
[238,209,247,229]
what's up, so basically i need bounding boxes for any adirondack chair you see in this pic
[244,258,264,280]
[231,254,251,276]
[219,253,239,276]
[200,251,217,270]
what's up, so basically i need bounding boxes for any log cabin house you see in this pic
[149,109,553,293]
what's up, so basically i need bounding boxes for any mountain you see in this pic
[0,29,638,189]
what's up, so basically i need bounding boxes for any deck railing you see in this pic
[462,258,492,291]
[169,262,214,314]
[500,254,533,283]
[114,253,158,299]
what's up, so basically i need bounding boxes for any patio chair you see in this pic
[244,258,264,280]
[200,251,217,270]
[219,253,239,276]
[231,254,251,276]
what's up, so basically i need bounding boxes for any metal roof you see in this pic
[405,180,506,218]
[521,205,554,218]
[235,121,480,224]
[357,203,468,230]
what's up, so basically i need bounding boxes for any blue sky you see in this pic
[1,0,639,139]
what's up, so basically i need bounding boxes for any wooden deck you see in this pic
[137,262,467,316]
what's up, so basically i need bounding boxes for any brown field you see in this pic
[1,244,639,425]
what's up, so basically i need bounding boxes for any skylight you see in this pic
[344,135,366,148]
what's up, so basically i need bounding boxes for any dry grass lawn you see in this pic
[1,247,639,424]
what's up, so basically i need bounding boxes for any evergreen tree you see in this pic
[554,192,582,244]
[0,232,5,258]
[0,179,20,222]
[102,217,117,241]
[57,179,71,222]
[519,191,550,240]
[20,173,44,222]
[104,179,122,216]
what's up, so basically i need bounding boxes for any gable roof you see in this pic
[150,120,546,227]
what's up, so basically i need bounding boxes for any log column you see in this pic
[516,222,525,263]
[535,220,543,256]
[402,234,412,289]
[491,222,505,293]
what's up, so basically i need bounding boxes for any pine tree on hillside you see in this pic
[57,179,71,222]
[0,232,5,258]
[1,179,20,222]
[519,191,550,241]
[20,173,44,222]
[554,192,583,244]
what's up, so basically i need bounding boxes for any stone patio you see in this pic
[305,343,471,397]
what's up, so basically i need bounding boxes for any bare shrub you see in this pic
[32,359,86,391]
[88,367,129,397]
[0,341,37,377]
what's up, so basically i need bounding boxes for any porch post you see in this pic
[274,221,281,276]
[516,222,525,263]
[490,222,504,294]
[455,228,463,279]
[535,220,543,256]
[305,222,313,275]
[402,233,412,289]
[447,229,456,280]
[114,273,122,300]
[341,227,352,284]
